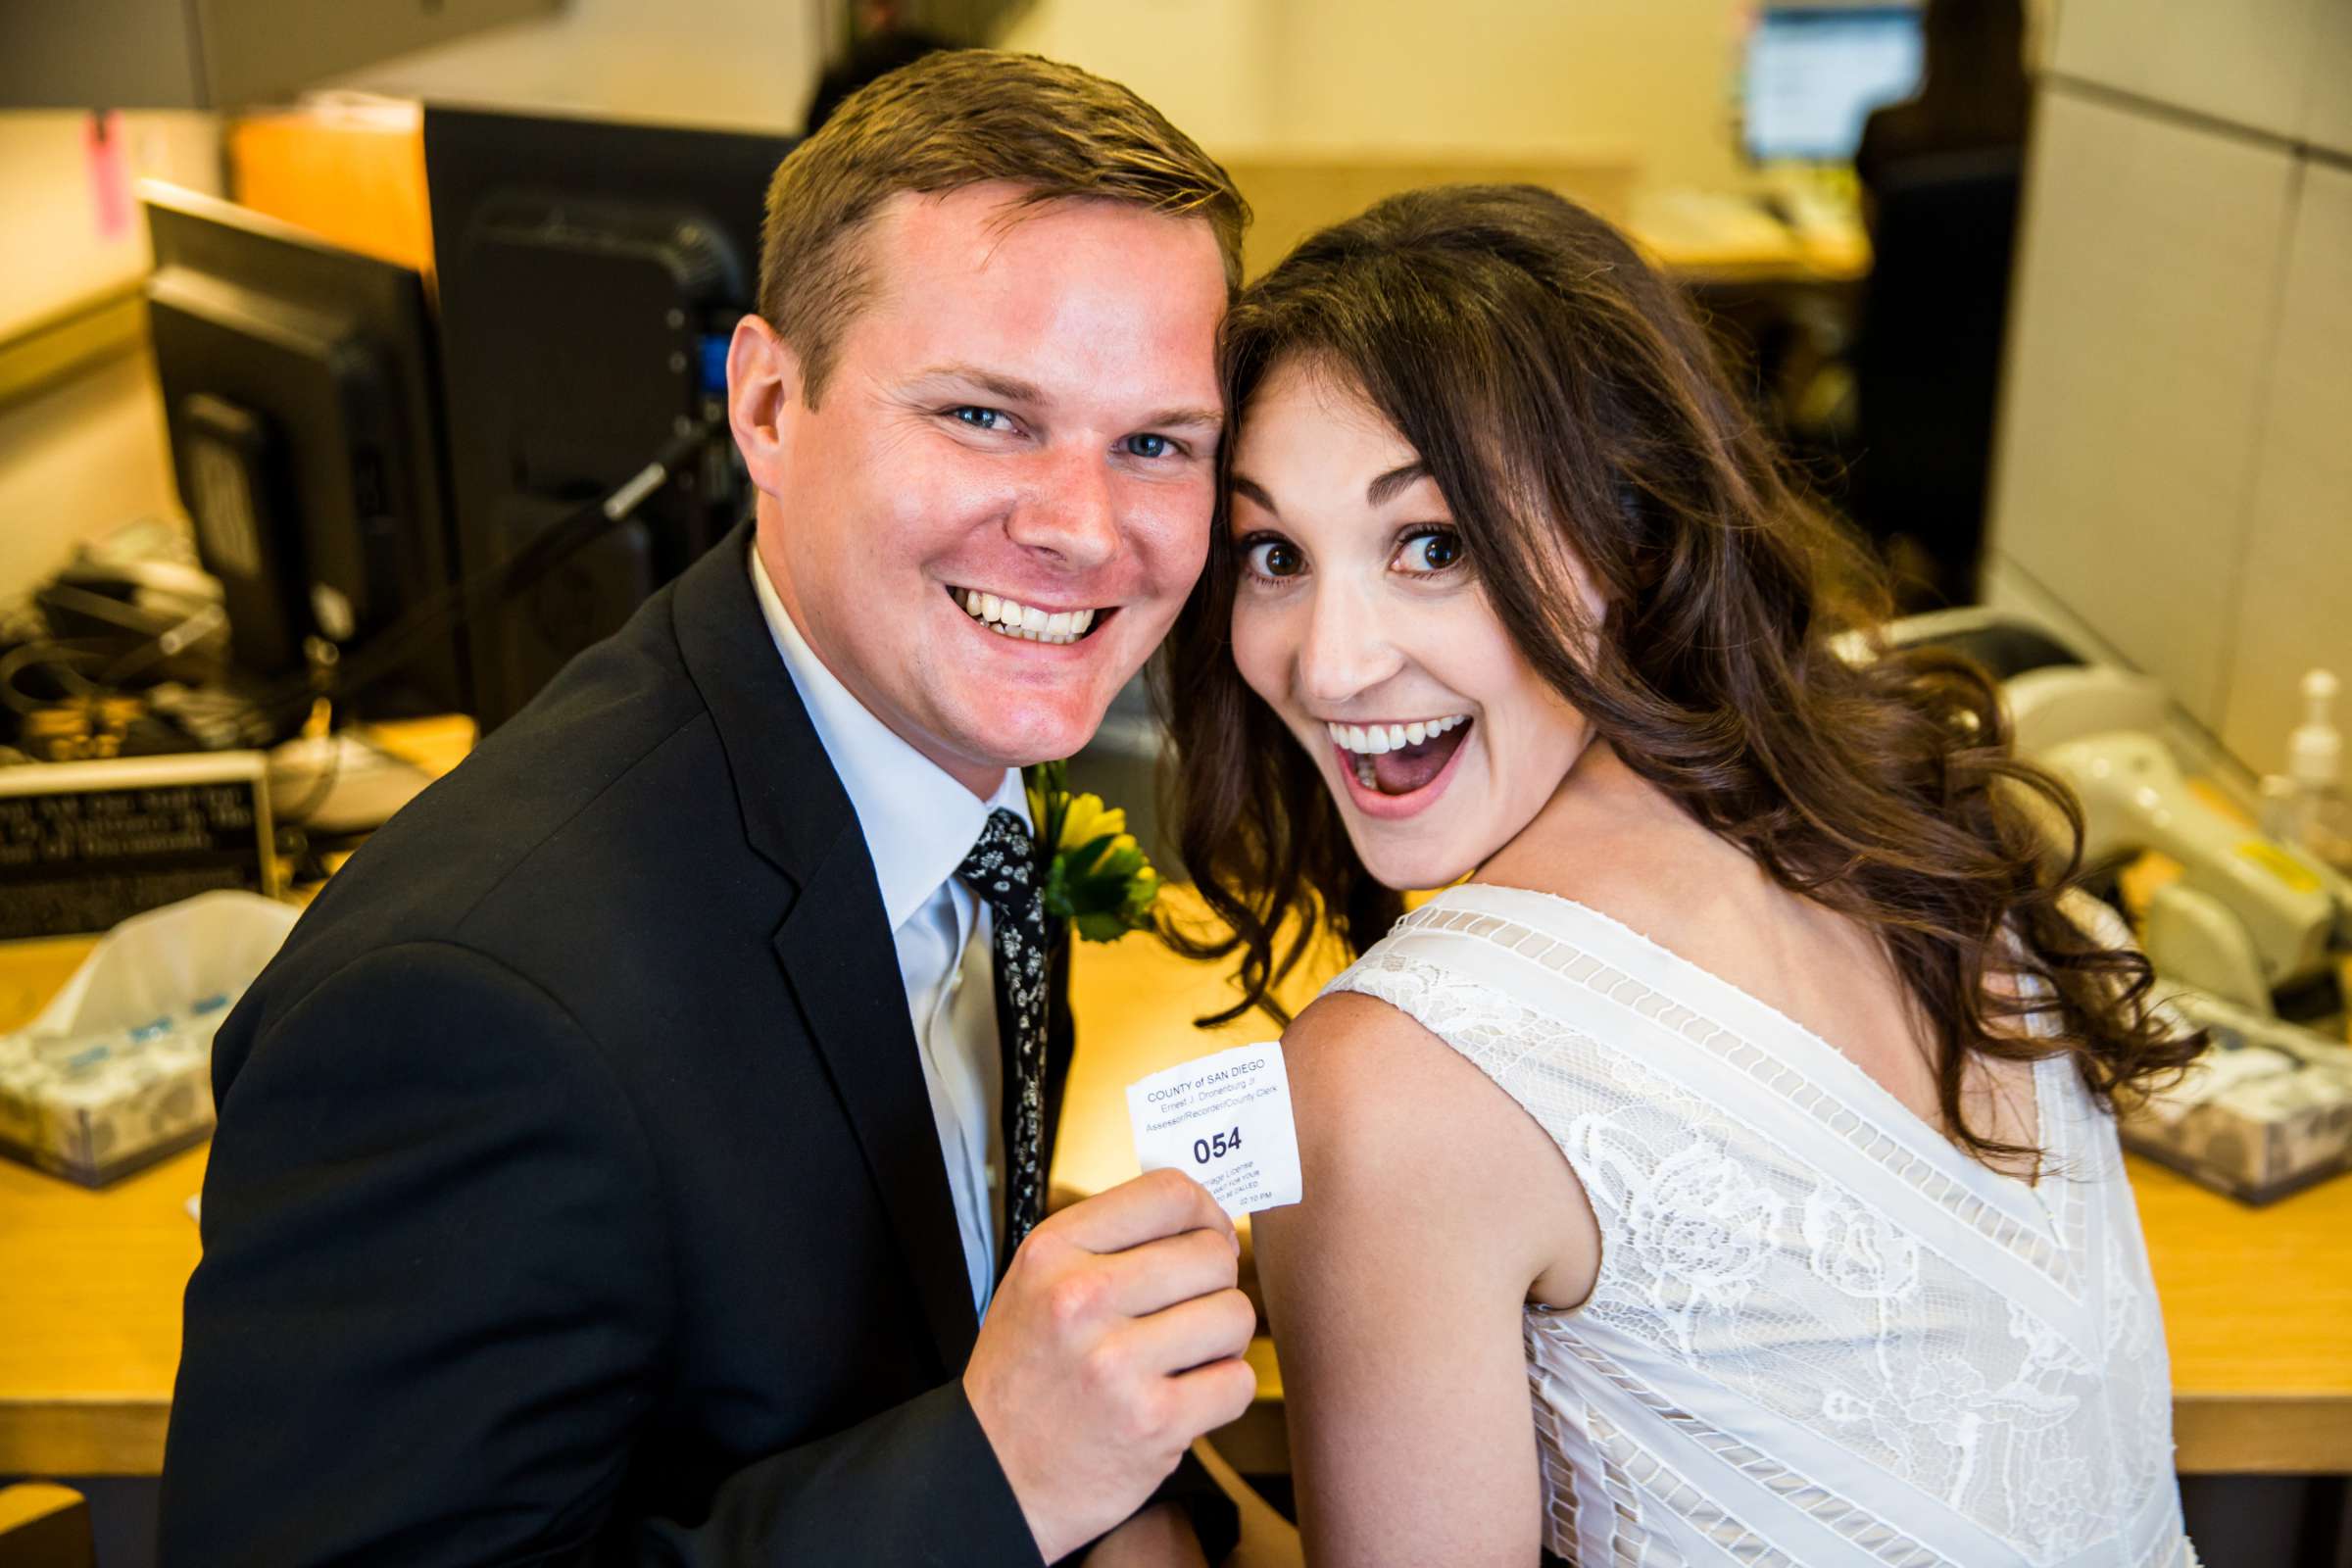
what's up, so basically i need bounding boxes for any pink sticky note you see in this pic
[86,110,130,240]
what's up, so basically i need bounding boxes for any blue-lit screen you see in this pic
[1744,7,1925,163]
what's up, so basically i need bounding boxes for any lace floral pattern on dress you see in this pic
[1330,889,2196,1568]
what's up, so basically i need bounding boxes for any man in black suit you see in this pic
[160,52,1255,1566]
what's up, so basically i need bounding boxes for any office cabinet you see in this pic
[0,0,563,111]
[1989,86,2297,726]
[2052,0,2326,143]
[2220,161,2352,773]
[2306,0,2352,159]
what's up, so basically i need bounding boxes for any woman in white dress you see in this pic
[1161,185,2203,1566]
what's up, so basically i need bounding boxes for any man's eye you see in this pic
[1396,529,1464,574]
[1123,432,1176,460]
[951,407,1008,432]
[1244,538,1304,579]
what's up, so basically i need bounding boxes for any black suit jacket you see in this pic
[160,524,1223,1564]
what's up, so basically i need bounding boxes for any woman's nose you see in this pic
[1297,580,1403,709]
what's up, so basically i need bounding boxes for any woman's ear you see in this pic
[725,314,804,499]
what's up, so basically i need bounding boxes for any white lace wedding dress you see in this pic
[1328,884,2196,1568]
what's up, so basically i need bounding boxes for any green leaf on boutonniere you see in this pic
[1023,760,1162,943]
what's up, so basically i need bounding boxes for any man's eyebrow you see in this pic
[1229,473,1277,515]
[1140,407,1225,434]
[1367,460,1433,508]
[909,363,1044,405]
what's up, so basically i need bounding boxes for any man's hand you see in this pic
[1079,1503,1206,1568]
[965,1169,1258,1563]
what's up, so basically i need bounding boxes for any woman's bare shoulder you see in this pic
[1478,794,1761,956]
[1265,988,1588,1294]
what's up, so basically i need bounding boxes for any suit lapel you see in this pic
[671,523,980,1372]
[773,847,981,1370]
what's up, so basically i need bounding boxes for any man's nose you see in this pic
[1298,579,1403,709]
[1004,445,1120,570]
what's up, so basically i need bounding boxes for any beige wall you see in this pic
[1001,0,1281,148]
[0,110,220,588]
[0,111,220,340]
[0,350,182,594]
[1003,0,1749,192]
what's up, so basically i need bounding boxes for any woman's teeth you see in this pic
[1325,715,1468,756]
[956,589,1098,645]
[1328,714,1471,793]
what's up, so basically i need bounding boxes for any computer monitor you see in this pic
[1743,6,1924,164]
[423,105,790,730]
[143,185,466,724]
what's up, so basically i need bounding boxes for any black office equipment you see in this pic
[1852,146,2024,606]
[143,187,466,723]
[423,105,787,729]
[0,751,277,940]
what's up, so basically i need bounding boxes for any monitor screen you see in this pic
[423,106,785,730]
[1744,6,1924,163]
[144,186,466,723]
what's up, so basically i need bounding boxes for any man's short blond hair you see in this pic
[758,49,1248,403]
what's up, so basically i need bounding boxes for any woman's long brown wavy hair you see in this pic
[1159,184,2196,1167]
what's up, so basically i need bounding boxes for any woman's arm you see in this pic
[1253,992,1597,1567]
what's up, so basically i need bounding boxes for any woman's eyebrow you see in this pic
[1230,473,1278,515]
[1366,460,1432,507]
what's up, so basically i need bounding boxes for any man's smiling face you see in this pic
[730,181,1229,795]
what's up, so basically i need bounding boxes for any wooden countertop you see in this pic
[0,937,204,1477]
[4,880,2347,1477]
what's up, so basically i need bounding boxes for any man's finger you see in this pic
[1120,1287,1256,1380]
[1097,1225,1242,1318]
[1044,1168,1236,1256]
[1157,1351,1260,1443]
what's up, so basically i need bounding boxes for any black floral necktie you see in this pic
[957,808,1050,1261]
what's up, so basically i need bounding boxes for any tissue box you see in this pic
[0,890,298,1186]
[2121,992,2352,1205]
[0,996,235,1185]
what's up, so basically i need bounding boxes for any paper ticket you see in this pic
[1125,1041,1302,1218]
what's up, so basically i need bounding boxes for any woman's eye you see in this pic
[1396,529,1465,574]
[1244,538,1304,580]
[1123,432,1175,460]
[950,406,1009,432]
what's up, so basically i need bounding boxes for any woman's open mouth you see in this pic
[949,585,1114,646]
[1327,714,1472,815]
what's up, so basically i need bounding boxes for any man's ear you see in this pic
[726,313,803,498]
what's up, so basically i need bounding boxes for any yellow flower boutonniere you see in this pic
[1023,758,1163,943]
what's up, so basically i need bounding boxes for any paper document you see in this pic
[1125,1042,1302,1218]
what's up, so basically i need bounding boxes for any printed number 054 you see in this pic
[1193,1127,1243,1165]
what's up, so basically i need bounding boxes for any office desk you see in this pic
[1627,187,1872,286]
[0,939,202,1477]
[0,718,471,1477]
[5,887,2347,1479]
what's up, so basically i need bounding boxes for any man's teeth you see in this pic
[1325,714,1468,757]
[957,589,1098,645]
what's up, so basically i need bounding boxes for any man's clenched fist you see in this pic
[965,1169,1259,1563]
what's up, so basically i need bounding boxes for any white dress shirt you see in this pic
[749,546,1029,1317]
